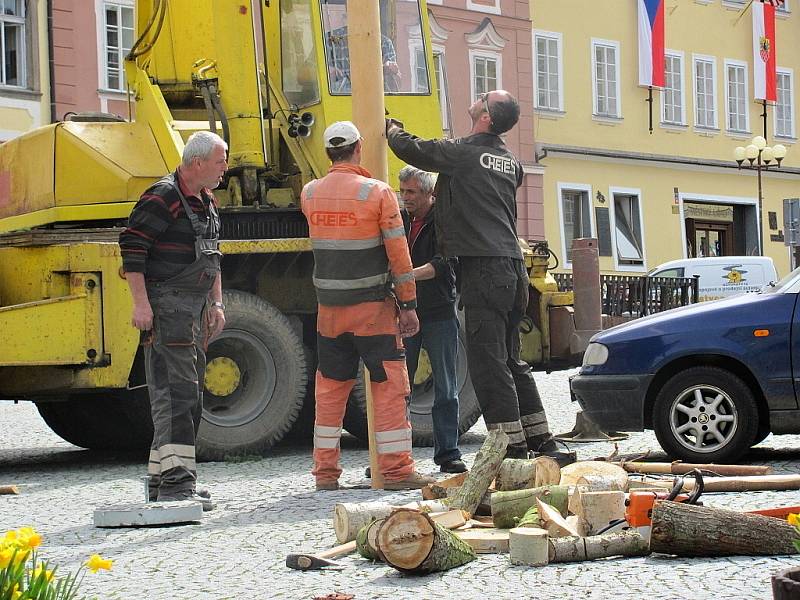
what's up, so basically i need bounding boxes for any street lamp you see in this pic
[734,137,787,255]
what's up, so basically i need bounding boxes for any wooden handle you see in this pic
[0,485,19,495]
[317,540,357,560]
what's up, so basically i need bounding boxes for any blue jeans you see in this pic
[404,316,461,465]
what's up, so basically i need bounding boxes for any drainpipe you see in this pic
[46,0,57,122]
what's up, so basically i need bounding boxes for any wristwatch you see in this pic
[210,301,225,310]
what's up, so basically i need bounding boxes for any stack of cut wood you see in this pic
[306,434,800,575]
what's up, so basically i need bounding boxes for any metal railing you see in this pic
[552,273,700,317]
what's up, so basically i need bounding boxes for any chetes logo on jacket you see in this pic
[309,211,358,226]
[479,152,515,174]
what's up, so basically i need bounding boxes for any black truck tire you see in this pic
[196,290,307,460]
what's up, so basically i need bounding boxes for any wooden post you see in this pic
[347,0,389,492]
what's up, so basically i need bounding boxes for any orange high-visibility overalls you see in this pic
[301,163,417,486]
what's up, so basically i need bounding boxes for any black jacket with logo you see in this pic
[402,209,457,322]
[388,128,524,260]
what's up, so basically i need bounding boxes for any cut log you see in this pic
[402,500,450,513]
[0,485,18,495]
[517,505,541,528]
[560,461,628,491]
[576,474,624,491]
[448,429,508,517]
[334,502,394,543]
[495,457,561,491]
[422,472,469,500]
[650,500,799,557]
[573,491,626,535]
[428,510,468,530]
[455,528,510,553]
[356,518,384,561]
[491,485,569,529]
[509,527,549,566]
[682,475,800,493]
[620,462,771,477]
[548,531,650,563]
[376,508,476,574]
[565,515,588,537]
[536,498,579,538]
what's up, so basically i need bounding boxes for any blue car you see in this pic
[570,270,797,462]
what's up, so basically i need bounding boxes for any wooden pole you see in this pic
[346,0,388,490]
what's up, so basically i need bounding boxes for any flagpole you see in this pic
[647,87,654,135]
[762,100,768,140]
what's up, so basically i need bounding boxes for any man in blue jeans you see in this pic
[399,166,466,474]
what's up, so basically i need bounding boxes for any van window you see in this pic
[652,267,683,278]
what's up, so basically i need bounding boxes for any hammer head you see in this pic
[285,553,343,571]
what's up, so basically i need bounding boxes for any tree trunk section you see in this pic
[491,485,569,529]
[509,527,549,566]
[516,505,540,528]
[422,472,468,500]
[356,518,384,561]
[548,531,650,563]
[448,429,508,517]
[650,500,799,557]
[334,502,394,543]
[495,457,560,491]
[376,509,476,574]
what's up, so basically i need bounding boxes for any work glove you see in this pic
[385,117,404,136]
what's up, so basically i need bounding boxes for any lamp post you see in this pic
[734,136,788,255]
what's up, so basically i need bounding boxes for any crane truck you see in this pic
[0,0,583,460]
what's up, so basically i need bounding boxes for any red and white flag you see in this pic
[753,0,778,102]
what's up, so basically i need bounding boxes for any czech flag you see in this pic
[638,0,665,88]
[753,0,778,102]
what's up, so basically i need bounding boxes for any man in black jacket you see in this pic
[399,165,466,474]
[387,90,564,461]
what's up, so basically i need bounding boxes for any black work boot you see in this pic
[530,438,577,467]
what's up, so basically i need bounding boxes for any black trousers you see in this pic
[460,256,552,452]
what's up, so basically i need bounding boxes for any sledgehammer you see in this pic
[285,540,357,571]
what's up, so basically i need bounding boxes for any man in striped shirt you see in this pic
[302,121,435,491]
[120,131,228,510]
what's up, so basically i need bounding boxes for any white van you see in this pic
[649,256,778,301]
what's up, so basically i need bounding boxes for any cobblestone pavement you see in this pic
[3,369,800,600]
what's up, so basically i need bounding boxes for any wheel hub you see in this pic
[204,356,242,397]
[670,384,738,453]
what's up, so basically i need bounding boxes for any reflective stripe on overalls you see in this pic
[145,173,222,498]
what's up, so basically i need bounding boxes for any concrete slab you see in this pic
[93,501,203,528]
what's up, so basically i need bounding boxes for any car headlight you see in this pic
[582,342,609,366]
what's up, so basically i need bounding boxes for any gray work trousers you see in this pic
[459,256,553,453]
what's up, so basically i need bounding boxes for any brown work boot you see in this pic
[315,480,339,491]
[383,471,437,491]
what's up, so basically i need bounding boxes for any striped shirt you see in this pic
[120,173,217,282]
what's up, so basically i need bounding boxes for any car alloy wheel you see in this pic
[669,384,738,453]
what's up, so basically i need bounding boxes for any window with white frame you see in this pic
[0,0,25,87]
[776,69,794,138]
[725,61,748,132]
[612,192,645,267]
[662,52,684,125]
[103,2,134,91]
[412,46,430,94]
[471,52,499,100]
[432,50,450,136]
[694,56,717,128]
[560,188,593,262]
[466,0,500,15]
[534,31,562,111]
[592,40,620,118]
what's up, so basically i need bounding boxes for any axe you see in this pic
[285,540,357,571]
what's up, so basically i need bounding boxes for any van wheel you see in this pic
[652,366,759,463]
[196,291,307,460]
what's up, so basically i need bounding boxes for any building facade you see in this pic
[51,0,133,120]
[532,0,800,277]
[0,0,49,142]
[427,0,544,240]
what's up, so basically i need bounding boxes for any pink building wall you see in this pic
[51,0,129,121]
[428,0,544,241]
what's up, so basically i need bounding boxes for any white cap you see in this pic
[323,121,361,148]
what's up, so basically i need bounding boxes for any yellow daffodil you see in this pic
[18,527,42,549]
[85,554,113,573]
[788,513,800,527]
[11,549,28,565]
[4,530,18,543]
[0,548,13,568]
[32,566,54,583]
[10,584,21,600]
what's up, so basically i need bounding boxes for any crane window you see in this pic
[320,0,430,96]
[281,0,321,107]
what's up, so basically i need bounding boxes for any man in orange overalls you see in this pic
[302,121,436,491]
